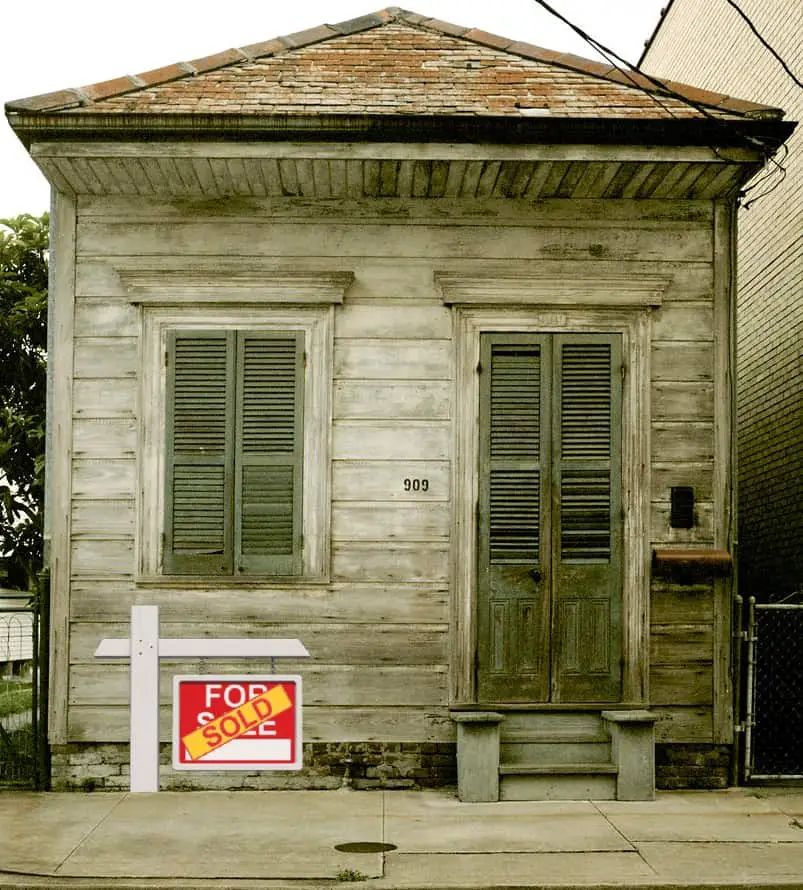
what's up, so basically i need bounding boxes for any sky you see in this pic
[0,0,667,219]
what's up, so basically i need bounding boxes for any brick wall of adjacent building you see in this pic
[643,0,803,599]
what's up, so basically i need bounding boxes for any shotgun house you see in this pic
[5,8,794,799]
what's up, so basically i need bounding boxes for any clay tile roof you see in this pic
[5,7,784,121]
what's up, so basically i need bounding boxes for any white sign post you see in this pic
[94,605,309,792]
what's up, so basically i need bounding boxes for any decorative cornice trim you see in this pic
[435,273,672,307]
[119,269,354,303]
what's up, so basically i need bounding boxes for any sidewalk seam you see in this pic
[51,793,129,876]
[591,800,659,877]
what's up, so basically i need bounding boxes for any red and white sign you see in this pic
[172,675,302,771]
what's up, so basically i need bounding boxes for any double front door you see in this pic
[477,333,623,703]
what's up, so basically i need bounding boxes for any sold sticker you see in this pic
[181,684,292,760]
[172,675,302,771]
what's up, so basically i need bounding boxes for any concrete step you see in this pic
[499,763,618,776]
[501,735,612,766]
[500,711,606,737]
[499,766,618,801]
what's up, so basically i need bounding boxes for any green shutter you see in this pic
[477,333,551,702]
[486,341,543,564]
[552,333,622,702]
[558,340,615,561]
[164,332,235,574]
[235,332,304,575]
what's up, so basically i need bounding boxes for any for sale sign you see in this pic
[172,675,302,770]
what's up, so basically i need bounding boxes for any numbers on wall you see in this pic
[403,478,430,493]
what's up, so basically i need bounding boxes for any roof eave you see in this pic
[6,111,795,153]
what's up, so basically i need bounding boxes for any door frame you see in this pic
[439,274,667,707]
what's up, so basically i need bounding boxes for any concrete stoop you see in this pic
[453,708,657,802]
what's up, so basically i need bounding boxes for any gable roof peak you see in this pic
[5,6,784,121]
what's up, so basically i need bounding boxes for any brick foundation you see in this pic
[50,742,457,791]
[656,744,731,789]
[52,741,731,792]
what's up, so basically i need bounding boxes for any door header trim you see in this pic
[435,273,671,307]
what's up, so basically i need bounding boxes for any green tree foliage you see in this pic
[0,213,48,590]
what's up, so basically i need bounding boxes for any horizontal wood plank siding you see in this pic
[65,195,722,748]
[76,196,715,225]
[334,381,450,420]
[72,622,448,664]
[73,460,136,499]
[76,221,712,262]
[70,581,449,623]
[333,461,450,501]
[68,705,455,743]
[70,664,448,706]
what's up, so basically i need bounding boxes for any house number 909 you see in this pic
[403,478,429,492]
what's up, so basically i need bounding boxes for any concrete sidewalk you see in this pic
[1,787,803,889]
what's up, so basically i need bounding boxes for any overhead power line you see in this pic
[720,0,803,90]
[528,0,789,203]
[528,0,740,121]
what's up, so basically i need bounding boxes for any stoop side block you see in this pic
[602,710,658,800]
[451,712,505,802]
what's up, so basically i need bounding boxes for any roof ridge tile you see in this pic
[280,24,339,49]
[83,75,145,103]
[329,10,395,35]
[417,17,468,38]
[238,37,289,61]
[462,28,514,52]
[189,47,250,76]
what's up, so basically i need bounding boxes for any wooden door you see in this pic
[477,333,623,703]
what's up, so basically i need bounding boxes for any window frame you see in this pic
[138,305,334,582]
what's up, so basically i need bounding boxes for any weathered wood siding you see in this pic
[64,195,725,744]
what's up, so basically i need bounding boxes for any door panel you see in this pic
[477,333,622,704]
[477,336,551,702]
[553,335,622,702]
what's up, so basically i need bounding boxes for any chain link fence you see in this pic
[744,596,803,780]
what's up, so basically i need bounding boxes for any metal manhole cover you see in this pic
[334,842,397,853]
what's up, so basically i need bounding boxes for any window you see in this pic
[136,295,341,582]
[164,330,305,576]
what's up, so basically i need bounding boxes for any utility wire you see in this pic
[529,0,776,151]
[741,143,789,209]
[528,0,789,202]
[720,0,803,90]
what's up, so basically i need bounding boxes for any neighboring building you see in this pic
[642,0,803,600]
[0,591,33,675]
[5,8,794,797]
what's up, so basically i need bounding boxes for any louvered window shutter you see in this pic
[556,336,621,562]
[235,333,304,575]
[164,332,235,575]
[480,336,545,567]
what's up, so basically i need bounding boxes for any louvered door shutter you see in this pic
[235,333,304,575]
[164,332,235,574]
[558,339,617,561]
[477,333,551,702]
[485,340,543,565]
[553,333,622,701]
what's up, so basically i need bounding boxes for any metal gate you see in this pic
[744,596,803,781]
[0,572,49,788]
